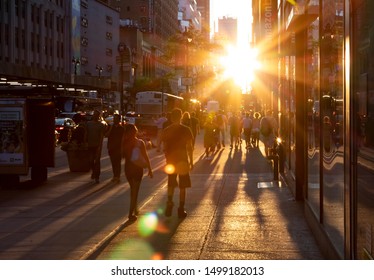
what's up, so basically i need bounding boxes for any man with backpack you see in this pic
[215,110,227,148]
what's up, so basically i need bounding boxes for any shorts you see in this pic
[168,173,191,189]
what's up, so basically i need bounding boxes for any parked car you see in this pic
[125,111,139,125]
[55,117,77,144]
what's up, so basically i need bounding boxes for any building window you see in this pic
[15,27,19,48]
[81,56,88,65]
[106,32,112,40]
[81,36,88,46]
[106,15,113,25]
[21,29,25,49]
[45,11,48,27]
[107,65,112,73]
[106,48,112,56]
[81,0,88,9]
[15,0,19,17]
[81,17,88,27]
[45,37,48,55]
[5,24,9,45]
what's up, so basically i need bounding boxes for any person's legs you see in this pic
[178,187,187,218]
[109,151,121,181]
[165,174,177,216]
[177,174,191,218]
[128,178,141,220]
[156,129,162,151]
[221,128,225,146]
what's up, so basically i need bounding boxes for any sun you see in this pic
[219,45,261,93]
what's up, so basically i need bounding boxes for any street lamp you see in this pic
[96,64,103,79]
[185,35,192,94]
[118,43,127,116]
[72,57,80,75]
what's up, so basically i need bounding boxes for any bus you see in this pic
[134,91,183,134]
[135,91,183,116]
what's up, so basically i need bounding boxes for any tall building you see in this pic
[0,0,118,91]
[178,0,202,32]
[108,0,179,44]
[217,16,238,46]
[0,0,70,85]
[196,0,210,40]
[108,0,179,82]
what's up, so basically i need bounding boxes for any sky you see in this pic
[210,0,253,46]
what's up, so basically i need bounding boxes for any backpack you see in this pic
[260,117,272,137]
[216,114,224,126]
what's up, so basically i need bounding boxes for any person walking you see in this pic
[122,124,153,221]
[203,116,217,159]
[229,112,241,149]
[241,111,253,149]
[190,112,200,148]
[154,113,167,152]
[85,110,107,183]
[251,112,261,147]
[215,110,227,148]
[161,108,194,218]
[260,110,278,157]
[106,113,124,183]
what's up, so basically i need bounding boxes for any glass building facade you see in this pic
[253,0,374,259]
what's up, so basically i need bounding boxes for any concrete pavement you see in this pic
[92,139,324,260]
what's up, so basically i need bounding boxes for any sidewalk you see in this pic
[92,140,324,260]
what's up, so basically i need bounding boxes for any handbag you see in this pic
[131,140,148,168]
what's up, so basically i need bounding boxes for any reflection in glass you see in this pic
[306,16,320,217]
[321,0,345,257]
[353,0,374,259]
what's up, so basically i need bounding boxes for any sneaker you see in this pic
[165,201,174,217]
[178,208,187,218]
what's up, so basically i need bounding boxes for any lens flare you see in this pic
[164,164,175,174]
[109,238,154,260]
[138,212,158,237]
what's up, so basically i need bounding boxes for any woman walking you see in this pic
[122,124,153,221]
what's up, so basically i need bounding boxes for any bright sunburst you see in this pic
[219,45,261,93]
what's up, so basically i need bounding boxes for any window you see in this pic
[15,27,19,48]
[21,29,25,49]
[81,17,88,27]
[106,48,112,56]
[106,32,112,40]
[81,36,88,46]
[106,15,113,24]
[81,0,88,9]
[81,56,88,65]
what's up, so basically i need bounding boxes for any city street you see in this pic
[0,132,323,260]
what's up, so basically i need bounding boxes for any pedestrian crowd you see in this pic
[62,106,278,222]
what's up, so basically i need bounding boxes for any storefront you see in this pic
[273,0,374,259]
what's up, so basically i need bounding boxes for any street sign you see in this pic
[182,77,193,86]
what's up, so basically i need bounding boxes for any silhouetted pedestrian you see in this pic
[161,108,194,218]
[122,124,153,221]
[106,113,124,183]
[85,110,106,183]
